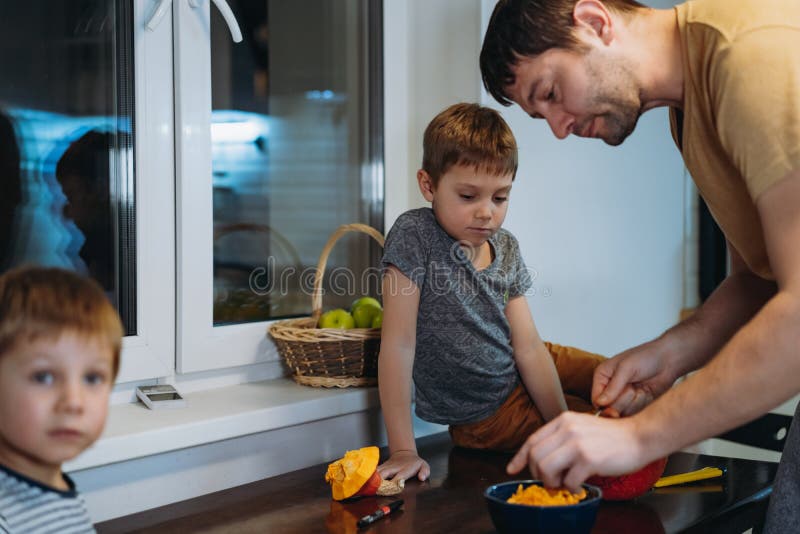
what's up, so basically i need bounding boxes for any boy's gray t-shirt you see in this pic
[381,208,533,425]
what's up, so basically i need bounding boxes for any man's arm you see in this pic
[376,266,430,481]
[653,243,776,376]
[636,168,800,452]
[506,296,567,421]
[593,242,776,414]
[508,168,800,490]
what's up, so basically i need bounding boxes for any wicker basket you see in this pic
[268,223,385,387]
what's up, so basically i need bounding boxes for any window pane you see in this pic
[212,0,383,325]
[0,1,136,334]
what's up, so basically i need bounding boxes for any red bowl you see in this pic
[586,458,668,500]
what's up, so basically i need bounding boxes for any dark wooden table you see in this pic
[97,432,777,533]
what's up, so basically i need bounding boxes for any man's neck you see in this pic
[629,7,685,111]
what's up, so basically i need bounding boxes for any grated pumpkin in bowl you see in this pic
[507,484,587,506]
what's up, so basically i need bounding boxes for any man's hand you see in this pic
[591,341,678,416]
[377,450,430,483]
[506,412,649,491]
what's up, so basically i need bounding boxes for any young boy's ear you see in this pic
[417,169,436,202]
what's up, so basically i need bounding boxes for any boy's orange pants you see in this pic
[448,342,605,452]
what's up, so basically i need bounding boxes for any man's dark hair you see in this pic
[480,0,644,106]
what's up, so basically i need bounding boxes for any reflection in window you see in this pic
[0,1,136,334]
[211,0,384,325]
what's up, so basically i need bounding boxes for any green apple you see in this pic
[370,309,383,329]
[350,296,382,312]
[351,302,382,328]
[318,308,356,329]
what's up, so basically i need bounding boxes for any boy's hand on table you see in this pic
[377,450,430,482]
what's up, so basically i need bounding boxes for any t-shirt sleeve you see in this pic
[713,29,800,199]
[381,213,427,288]
[508,236,533,298]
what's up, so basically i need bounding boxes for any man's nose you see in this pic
[545,109,574,139]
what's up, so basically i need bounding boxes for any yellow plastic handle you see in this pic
[654,466,724,488]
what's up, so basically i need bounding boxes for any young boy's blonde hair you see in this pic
[0,266,123,376]
[422,102,518,185]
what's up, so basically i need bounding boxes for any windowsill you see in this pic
[65,378,379,473]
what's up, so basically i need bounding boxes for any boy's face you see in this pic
[0,332,114,476]
[418,164,513,248]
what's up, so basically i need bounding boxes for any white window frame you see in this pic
[114,0,176,383]
[172,0,282,373]
[117,0,382,380]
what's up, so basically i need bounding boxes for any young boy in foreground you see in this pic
[0,266,122,533]
[377,103,604,482]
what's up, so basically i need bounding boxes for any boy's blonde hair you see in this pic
[422,102,518,185]
[0,266,123,376]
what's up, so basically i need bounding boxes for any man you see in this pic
[480,0,800,530]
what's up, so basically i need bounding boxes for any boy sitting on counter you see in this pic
[377,103,605,483]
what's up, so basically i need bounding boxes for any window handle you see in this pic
[188,0,243,43]
[145,0,172,31]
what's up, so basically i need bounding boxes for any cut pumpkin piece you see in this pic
[324,446,404,500]
[325,446,380,501]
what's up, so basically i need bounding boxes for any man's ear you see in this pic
[573,0,614,45]
[417,169,436,201]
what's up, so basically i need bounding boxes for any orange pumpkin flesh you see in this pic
[325,446,381,501]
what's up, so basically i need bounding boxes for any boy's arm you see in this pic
[506,295,567,421]
[376,265,430,481]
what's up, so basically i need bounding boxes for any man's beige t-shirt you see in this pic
[670,0,800,280]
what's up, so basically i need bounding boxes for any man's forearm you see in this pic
[635,288,800,456]
[658,270,776,379]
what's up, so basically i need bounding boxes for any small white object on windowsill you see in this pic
[136,384,187,410]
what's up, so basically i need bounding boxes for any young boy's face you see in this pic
[0,331,114,474]
[418,163,513,248]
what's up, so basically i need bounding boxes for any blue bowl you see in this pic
[484,480,602,534]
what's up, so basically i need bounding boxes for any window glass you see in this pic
[0,1,136,334]
[211,0,383,325]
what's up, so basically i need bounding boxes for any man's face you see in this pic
[505,47,643,146]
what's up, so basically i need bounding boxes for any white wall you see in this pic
[384,0,482,229]
[479,0,686,356]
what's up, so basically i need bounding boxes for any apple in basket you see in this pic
[318,308,356,329]
[370,310,383,329]
[351,296,382,311]
[350,297,383,329]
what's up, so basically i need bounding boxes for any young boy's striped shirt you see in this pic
[0,464,94,534]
